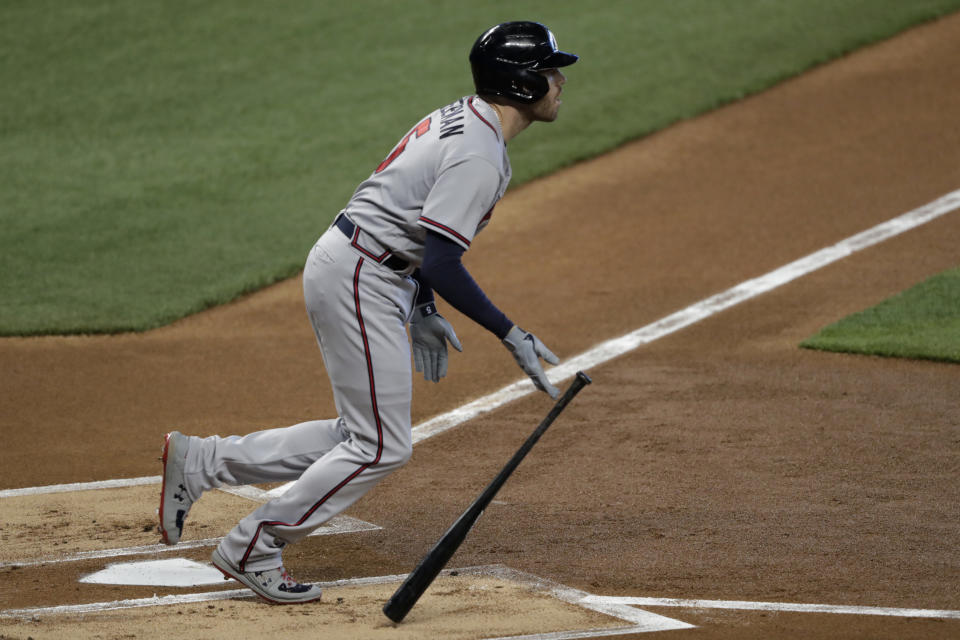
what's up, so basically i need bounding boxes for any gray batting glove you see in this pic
[410,303,462,382]
[501,325,560,398]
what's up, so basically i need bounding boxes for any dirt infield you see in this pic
[2,12,959,639]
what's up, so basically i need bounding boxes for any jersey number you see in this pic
[376,117,432,173]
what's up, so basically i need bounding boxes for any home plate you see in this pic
[80,558,228,587]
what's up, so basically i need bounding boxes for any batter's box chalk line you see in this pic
[0,515,379,569]
[0,564,694,637]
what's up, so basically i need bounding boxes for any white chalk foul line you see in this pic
[267,189,960,499]
[413,187,960,443]
[581,596,960,620]
[4,188,960,502]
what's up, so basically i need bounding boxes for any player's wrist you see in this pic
[413,302,438,322]
[501,324,522,346]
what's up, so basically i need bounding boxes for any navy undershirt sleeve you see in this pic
[413,270,435,306]
[416,231,514,340]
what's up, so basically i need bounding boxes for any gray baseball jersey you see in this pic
[343,96,512,262]
[183,96,516,573]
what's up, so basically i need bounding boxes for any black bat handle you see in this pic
[491,371,592,487]
[382,371,592,623]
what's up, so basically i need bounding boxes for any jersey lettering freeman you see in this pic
[341,96,511,264]
[438,100,465,139]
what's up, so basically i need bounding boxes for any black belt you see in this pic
[335,215,410,271]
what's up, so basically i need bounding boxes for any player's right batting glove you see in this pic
[410,302,462,382]
[502,325,560,398]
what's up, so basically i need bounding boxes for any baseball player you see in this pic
[158,21,577,604]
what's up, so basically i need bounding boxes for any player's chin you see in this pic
[533,104,562,123]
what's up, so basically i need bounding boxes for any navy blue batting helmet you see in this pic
[469,21,579,104]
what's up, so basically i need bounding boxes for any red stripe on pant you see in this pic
[239,258,384,572]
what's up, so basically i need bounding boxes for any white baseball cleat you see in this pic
[211,547,323,604]
[158,431,195,545]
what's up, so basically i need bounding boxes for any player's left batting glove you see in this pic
[502,325,560,398]
[410,302,462,382]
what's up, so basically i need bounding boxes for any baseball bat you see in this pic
[382,371,592,623]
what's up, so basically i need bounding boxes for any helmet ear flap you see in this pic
[475,66,548,104]
[511,68,550,104]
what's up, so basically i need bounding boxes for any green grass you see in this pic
[3,0,960,334]
[801,268,960,363]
